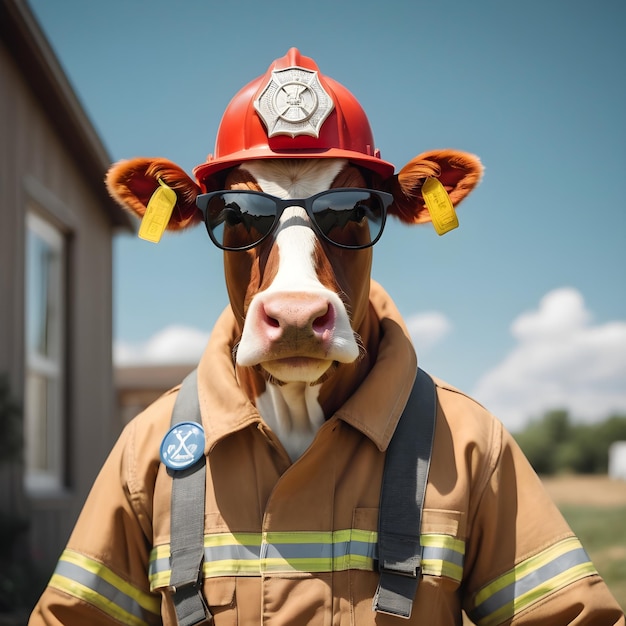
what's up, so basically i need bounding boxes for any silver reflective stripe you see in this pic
[207,542,261,562]
[148,554,170,583]
[422,544,464,569]
[55,560,147,621]
[420,534,465,582]
[262,537,375,561]
[51,550,160,626]
[470,538,598,626]
[149,531,466,589]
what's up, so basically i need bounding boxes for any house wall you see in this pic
[0,40,118,575]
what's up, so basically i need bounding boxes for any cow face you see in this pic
[208,158,384,387]
[106,149,482,406]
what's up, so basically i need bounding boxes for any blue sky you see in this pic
[29,0,625,431]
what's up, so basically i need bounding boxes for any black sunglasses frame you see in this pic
[195,188,393,252]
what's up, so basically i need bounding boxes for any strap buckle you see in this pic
[167,576,202,595]
[168,570,212,626]
[373,570,421,619]
[379,557,421,579]
[373,556,422,618]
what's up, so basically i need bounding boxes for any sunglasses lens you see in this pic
[200,189,389,250]
[206,192,277,250]
[311,190,386,248]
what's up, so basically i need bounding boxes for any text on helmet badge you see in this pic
[254,66,335,139]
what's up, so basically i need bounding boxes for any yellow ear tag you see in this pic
[422,177,459,235]
[138,178,177,243]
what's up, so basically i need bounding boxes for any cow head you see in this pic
[107,49,483,458]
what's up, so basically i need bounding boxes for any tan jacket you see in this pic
[30,285,624,625]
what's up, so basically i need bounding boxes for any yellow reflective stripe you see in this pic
[50,575,147,626]
[474,537,582,605]
[421,533,465,582]
[149,570,171,590]
[205,558,264,577]
[471,537,597,626]
[264,530,329,544]
[260,529,376,572]
[262,557,331,572]
[58,550,159,612]
[475,562,598,626]
[208,532,263,547]
[148,544,170,589]
[149,530,465,589]
[50,550,160,624]
[421,533,465,555]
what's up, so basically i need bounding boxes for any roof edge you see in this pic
[0,0,132,230]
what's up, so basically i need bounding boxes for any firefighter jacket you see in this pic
[30,283,625,625]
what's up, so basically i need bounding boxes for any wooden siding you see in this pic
[0,2,128,580]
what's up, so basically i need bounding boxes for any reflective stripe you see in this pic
[421,533,465,582]
[149,530,466,591]
[50,549,160,626]
[469,537,598,626]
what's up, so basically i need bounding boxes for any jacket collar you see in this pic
[335,282,417,451]
[196,281,417,453]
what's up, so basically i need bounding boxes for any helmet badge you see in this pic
[254,65,334,139]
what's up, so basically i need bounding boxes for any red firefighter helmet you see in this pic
[193,48,395,188]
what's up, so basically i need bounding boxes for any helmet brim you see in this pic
[194,148,395,189]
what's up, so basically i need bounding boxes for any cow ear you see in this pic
[384,150,483,224]
[106,158,203,230]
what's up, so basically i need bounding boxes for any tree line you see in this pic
[513,410,626,475]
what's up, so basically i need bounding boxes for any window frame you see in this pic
[24,210,68,494]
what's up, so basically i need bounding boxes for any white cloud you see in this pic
[113,291,626,435]
[473,288,626,432]
[405,312,452,354]
[116,311,454,366]
[115,313,454,368]
[114,325,210,366]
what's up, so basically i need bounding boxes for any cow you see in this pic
[107,157,480,461]
[29,48,624,626]
[105,48,481,461]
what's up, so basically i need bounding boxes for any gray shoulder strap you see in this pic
[166,368,435,623]
[373,368,437,619]
[167,370,212,626]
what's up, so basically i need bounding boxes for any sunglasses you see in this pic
[196,188,392,251]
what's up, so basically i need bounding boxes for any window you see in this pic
[24,212,66,493]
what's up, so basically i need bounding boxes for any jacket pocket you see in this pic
[200,576,237,626]
[203,575,237,609]
[157,576,237,626]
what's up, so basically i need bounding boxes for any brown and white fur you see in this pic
[107,152,483,460]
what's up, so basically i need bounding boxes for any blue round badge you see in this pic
[160,422,206,470]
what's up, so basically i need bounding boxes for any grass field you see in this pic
[541,474,626,611]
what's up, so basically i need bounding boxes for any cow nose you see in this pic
[260,293,336,343]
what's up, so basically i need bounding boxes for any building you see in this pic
[608,441,626,481]
[0,0,132,595]
[115,363,196,427]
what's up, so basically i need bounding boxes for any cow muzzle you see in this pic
[236,289,360,383]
